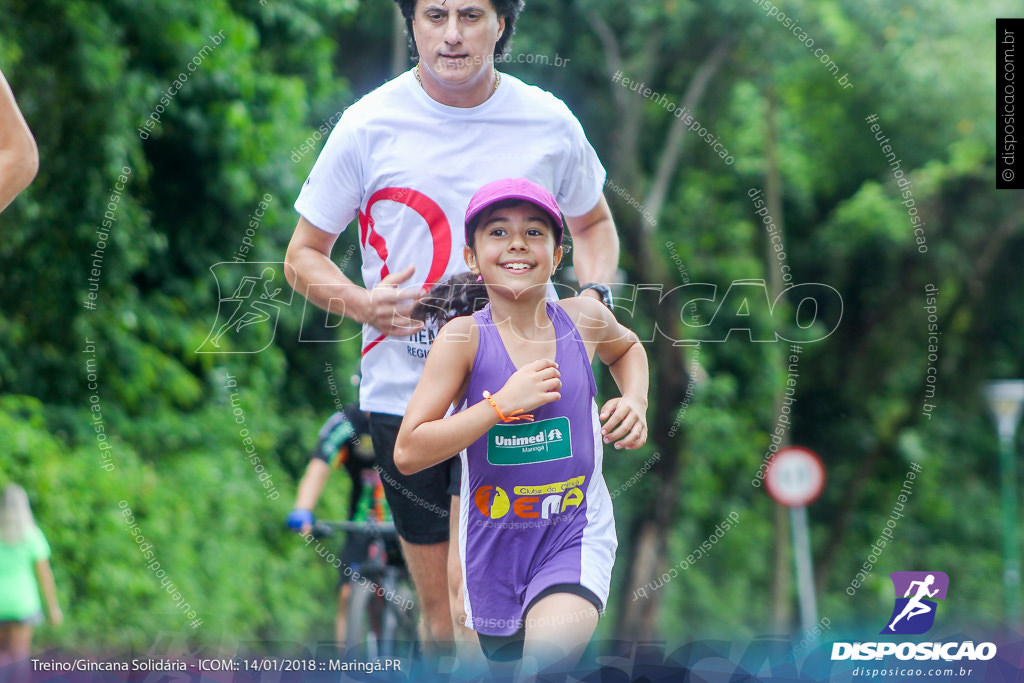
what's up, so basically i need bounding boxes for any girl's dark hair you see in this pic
[393,0,525,59]
[411,272,490,327]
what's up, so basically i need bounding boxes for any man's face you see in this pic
[412,0,505,87]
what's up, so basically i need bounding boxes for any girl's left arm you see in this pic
[568,297,650,450]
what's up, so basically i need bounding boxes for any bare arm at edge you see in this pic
[0,69,38,213]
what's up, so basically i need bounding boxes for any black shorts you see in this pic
[476,583,603,662]
[448,456,461,496]
[370,412,452,545]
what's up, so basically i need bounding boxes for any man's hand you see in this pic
[285,218,424,337]
[361,265,425,337]
[599,396,647,450]
[493,359,562,416]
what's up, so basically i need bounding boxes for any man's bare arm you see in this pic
[565,194,620,297]
[284,216,423,336]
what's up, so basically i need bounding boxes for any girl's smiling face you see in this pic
[465,201,562,298]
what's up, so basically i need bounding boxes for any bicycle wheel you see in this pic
[345,580,382,659]
[378,572,398,658]
[379,568,419,659]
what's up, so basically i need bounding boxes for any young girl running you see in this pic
[394,178,648,676]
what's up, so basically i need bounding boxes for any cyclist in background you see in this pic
[288,406,396,646]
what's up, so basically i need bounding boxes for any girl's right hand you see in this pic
[493,359,561,415]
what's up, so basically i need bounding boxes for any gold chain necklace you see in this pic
[415,63,500,94]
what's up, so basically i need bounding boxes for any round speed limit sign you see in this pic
[765,447,826,507]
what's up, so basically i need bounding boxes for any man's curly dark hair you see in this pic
[393,0,526,59]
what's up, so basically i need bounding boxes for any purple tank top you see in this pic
[457,301,616,636]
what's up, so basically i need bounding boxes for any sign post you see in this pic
[984,380,1024,628]
[765,446,826,639]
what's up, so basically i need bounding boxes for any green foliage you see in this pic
[0,0,360,650]
[0,395,345,650]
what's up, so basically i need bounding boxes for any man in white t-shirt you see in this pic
[285,0,619,659]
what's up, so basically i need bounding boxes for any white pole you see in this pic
[790,504,818,639]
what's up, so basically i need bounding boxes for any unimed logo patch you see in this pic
[487,417,572,465]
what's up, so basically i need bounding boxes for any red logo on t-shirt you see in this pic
[358,187,452,356]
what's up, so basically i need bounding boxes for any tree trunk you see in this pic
[597,31,736,641]
[814,199,1024,590]
[391,4,407,77]
[764,83,794,634]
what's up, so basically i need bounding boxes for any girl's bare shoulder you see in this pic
[555,296,614,342]
[434,314,482,362]
[556,295,606,316]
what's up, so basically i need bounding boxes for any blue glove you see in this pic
[287,509,314,531]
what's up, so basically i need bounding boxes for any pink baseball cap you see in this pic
[464,178,564,245]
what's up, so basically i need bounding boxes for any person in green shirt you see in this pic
[0,484,62,670]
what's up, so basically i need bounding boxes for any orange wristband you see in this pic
[482,391,534,423]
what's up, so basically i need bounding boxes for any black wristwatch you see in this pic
[578,282,613,309]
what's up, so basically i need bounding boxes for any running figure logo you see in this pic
[880,571,949,635]
[197,263,294,353]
